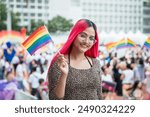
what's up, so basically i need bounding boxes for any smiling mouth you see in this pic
[80,42,90,47]
[80,44,89,48]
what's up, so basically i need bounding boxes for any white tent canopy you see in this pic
[99,31,148,45]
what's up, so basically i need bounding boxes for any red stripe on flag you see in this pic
[22,26,46,45]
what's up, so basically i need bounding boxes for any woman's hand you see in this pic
[57,54,69,76]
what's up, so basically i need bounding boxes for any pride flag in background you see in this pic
[22,26,53,55]
[104,42,116,51]
[0,30,25,44]
[127,38,136,47]
[116,38,136,49]
[144,37,150,50]
[116,39,126,49]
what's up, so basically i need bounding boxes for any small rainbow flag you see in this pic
[22,26,53,55]
[127,38,136,47]
[144,37,150,50]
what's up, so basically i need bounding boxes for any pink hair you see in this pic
[49,19,99,68]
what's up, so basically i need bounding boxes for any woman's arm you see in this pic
[52,74,68,99]
[96,59,102,99]
[48,60,68,100]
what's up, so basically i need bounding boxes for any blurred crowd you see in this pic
[0,41,150,100]
[0,41,53,100]
[99,46,150,100]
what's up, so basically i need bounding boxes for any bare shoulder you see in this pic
[86,56,98,62]
[86,56,97,66]
[87,56,101,67]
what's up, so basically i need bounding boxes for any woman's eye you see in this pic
[89,37,95,41]
[80,34,86,38]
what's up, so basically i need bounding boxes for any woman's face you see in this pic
[72,27,96,53]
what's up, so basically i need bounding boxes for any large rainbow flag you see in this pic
[0,30,25,44]
[22,26,53,55]
[144,37,150,50]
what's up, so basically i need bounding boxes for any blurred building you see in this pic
[79,0,143,33]
[49,0,82,24]
[51,0,150,34]
[143,0,150,34]
[1,0,150,34]
[2,0,50,26]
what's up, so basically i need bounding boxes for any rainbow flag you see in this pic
[22,26,53,55]
[105,42,116,51]
[0,30,25,44]
[116,38,136,49]
[127,38,136,47]
[116,39,126,49]
[144,37,150,50]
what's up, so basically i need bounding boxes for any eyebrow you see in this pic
[80,32,95,38]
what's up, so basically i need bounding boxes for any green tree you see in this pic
[0,1,7,30]
[47,15,73,33]
[11,12,20,31]
[0,1,20,31]
[29,20,45,34]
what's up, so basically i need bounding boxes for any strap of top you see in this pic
[68,53,93,67]
[68,53,70,65]
[85,56,93,67]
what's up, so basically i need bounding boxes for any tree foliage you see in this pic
[29,20,45,34]
[0,1,7,30]
[47,15,73,33]
[0,1,73,34]
[11,12,20,31]
[149,0,150,5]
[0,1,20,31]
[30,16,73,34]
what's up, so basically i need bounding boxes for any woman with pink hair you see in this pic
[48,19,102,100]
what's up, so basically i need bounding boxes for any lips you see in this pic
[80,43,89,48]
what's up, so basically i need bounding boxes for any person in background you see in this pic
[101,66,114,83]
[137,58,145,82]
[29,59,37,72]
[113,62,122,96]
[120,62,135,99]
[144,67,150,99]
[0,49,5,80]
[101,66,118,100]
[145,57,150,69]
[48,19,102,100]
[28,67,41,96]
[36,59,44,74]
[37,78,48,100]
[3,41,16,63]
[0,71,18,100]
[15,55,28,90]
